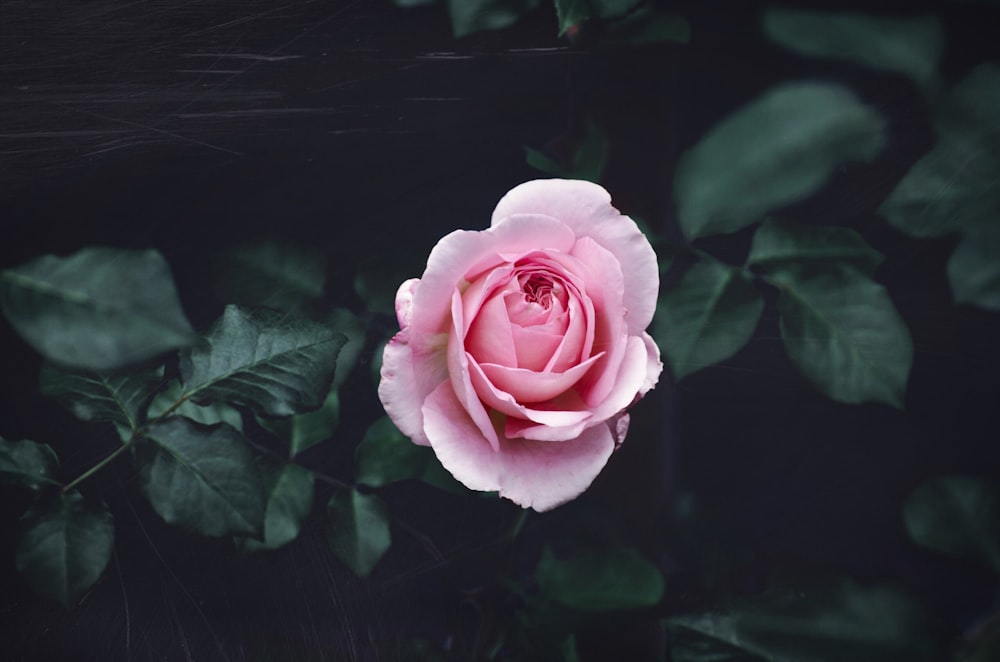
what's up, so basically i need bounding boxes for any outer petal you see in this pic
[491,179,659,334]
[378,329,432,446]
[421,381,616,512]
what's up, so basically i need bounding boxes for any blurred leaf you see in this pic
[668,576,952,662]
[447,0,539,37]
[537,546,664,611]
[39,363,163,431]
[773,264,912,407]
[948,219,1000,311]
[674,83,886,239]
[258,387,339,456]
[328,307,366,389]
[146,379,243,431]
[0,247,194,371]
[748,217,884,277]
[604,6,690,44]
[554,0,642,35]
[903,475,1000,574]
[214,240,325,311]
[669,625,765,661]
[239,463,315,552]
[880,64,1000,238]
[180,305,345,418]
[327,489,391,577]
[0,437,59,490]
[16,491,113,607]
[355,416,464,492]
[138,417,265,537]
[654,257,763,380]
[525,120,608,183]
[395,0,437,6]
[355,253,425,316]
[763,11,944,92]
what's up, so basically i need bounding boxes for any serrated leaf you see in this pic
[880,64,1000,238]
[258,387,339,456]
[948,223,1000,311]
[747,218,884,277]
[0,437,59,490]
[327,489,391,577]
[39,362,163,431]
[146,379,244,431]
[667,576,951,662]
[903,475,1000,574]
[446,0,539,38]
[214,240,325,310]
[654,257,763,380]
[179,305,345,418]
[16,491,114,607]
[554,0,642,35]
[355,416,464,492]
[675,83,886,239]
[239,463,315,552]
[773,264,912,407]
[763,11,944,92]
[537,546,664,611]
[0,247,195,370]
[138,416,265,537]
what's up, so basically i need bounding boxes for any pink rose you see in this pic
[378,179,662,511]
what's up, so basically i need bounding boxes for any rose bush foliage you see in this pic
[378,179,661,511]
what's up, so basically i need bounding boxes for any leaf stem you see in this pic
[61,434,138,494]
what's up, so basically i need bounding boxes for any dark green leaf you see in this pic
[525,120,608,183]
[554,0,642,35]
[355,254,426,316]
[213,240,325,311]
[239,463,315,552]
[0,247,195,370]
[446,0,539,37]
[258,387,339,456]
[774,264,912,407]
[667,576,951,662]
[748,218,884,277]
[948,224,1000,310]
[138,417,265,537]
[903,475,1000,574]
[327,489,391,577]
[536,546,664,611]
[328,307,366,389]
[604,6,690,45]
[654,257,763,380]
[880,64,1000,238]
[146,379,244,431]
[763,11,944,92]
[179,305,346,417]
[0,437,59,490]
[675,84,886,239]
[39,362,163,431]
[355,416,464,492]
[16,491,114,607]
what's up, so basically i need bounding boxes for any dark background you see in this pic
[2,1,999,660]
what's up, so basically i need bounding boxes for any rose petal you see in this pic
[448,289,501,452]
[421,381,617,512]
[468,357,594,429]
[510,325,564,371]
[466,288,517,367]
[379,329,433,446]
[491,179,659,334]
[478,353,603,404]
[639,331,663,397]
[395,278,420,330]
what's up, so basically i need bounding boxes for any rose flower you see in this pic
[378,179,662,511]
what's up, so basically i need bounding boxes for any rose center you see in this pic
[522,274,554,308]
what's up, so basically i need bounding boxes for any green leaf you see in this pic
[146,379,244,431]
[948,221,1000,311]
[763,11,944,92]
[258,387,339,456]
[537,546,664,611]
[213,240,325,311]
[747,217,884,277]
[674,83,886,239]
[446,0,540,37]
[328,307,366,389]
[525,120,608,183]
[39,362,163,431]
[138,416,265,537]
[327,489,391,577]
[16,491,114,607]
[355,416,464,492]
[654,257,763,380]
[554,0,642,35]
[239,463,315,552]
[0,437,59,490]
[0,247,195,370]
[773,264,912,408]
[903,475,1000,574]
[604,6,690,45]
[667,576,951,662]
[880,64,1000,238]
[354,253,425,316]
[179,305,346,418]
